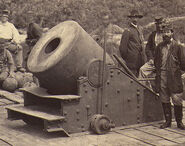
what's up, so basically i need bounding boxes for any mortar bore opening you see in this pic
[45,38,61,54]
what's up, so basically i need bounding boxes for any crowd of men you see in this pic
[91,10,185,130]
[0,8,185,131]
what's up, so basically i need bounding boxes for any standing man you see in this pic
[119,10,145,77]
[154,21,185,130]
[0,9,25,72]
[139,16,166,88]
[90,12,124,62]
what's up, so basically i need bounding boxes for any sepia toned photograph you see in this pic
[0,0,185,145]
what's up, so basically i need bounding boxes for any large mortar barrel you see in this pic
[27,21,114,95]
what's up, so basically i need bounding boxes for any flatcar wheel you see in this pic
[89,114,115,134]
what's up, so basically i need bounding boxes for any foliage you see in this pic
[1,0,185,42]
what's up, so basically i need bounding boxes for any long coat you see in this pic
[119,23,145,70]
[145,31,158,61]
[146,31,177,61]
[154,40,185,93]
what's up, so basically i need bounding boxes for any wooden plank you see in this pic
[0,102,6,106]
[116,128,177,146]
[0,126,47,146]
[0,109,151,146]
[6,105,65,121]
[112,120,163,131]
[86,132,151,146]
[136,125,182,144]
[20,87,81,100]
[152,122,185,139]
[0,90,23,103]
[0,98,14,105]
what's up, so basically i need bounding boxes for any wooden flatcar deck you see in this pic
[0,103,185,146]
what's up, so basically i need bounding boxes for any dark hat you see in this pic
[63,7,72,16]
[127,9,143,18]
[1,9,10,17]
[155,16,165,24]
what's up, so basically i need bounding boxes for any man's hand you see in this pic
[17,44,22,49]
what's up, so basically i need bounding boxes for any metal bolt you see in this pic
[110,74,113,78]
[83,84,86,87]
[81,124,84,128]
[77,118,80,121]
[136,91,140,96]
[76,109,80,114]
[107,81,110,85]
[137,120,140,123]
[130,80,133,83]
[86,105,90,109]
[64,111,67,115]
[137,105,140,108]
[117,71,120,75]
[85,90,88,93]
[117,89,120,94]
[105,103,108,107]
[92,88,95,92]
[127,98,131,102]
[110,70,114,73]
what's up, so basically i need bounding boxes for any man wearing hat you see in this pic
[119,9,145,77]
[138,16,166,89]
[0,9,25,72]
[154,22,185,130]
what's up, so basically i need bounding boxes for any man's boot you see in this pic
[174,105,185,130]
[160,103,172,129]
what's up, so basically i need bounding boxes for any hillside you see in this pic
[1,0,185,42]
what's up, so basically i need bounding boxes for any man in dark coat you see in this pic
[154,21,185,130]
[119,9,145,77]
[139,16,166,88]
[26,22,43,47]
[25,11,44,47]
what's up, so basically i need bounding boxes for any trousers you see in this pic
[5,43,23,68]
[138,61,155,89]
[160,71,183,106]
